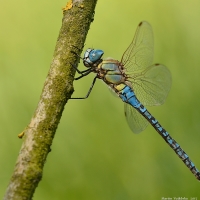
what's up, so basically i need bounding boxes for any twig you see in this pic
[3,0,98,199]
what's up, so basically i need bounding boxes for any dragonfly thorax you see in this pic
[83,48,104,67]
[83,49,129,90]
[97,59,127,86]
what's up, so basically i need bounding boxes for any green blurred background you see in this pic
[1,0,200,199]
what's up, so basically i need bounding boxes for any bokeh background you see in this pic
[1,0,200,199]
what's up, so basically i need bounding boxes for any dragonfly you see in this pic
[70,21,200,180]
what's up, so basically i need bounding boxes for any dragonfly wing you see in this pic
[121,21,154,72]
[124,103,148,134]
[129,64,172,106]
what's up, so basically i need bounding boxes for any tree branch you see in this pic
[3,0,98,199]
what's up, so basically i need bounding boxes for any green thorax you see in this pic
[96,58,128,93]
[97,58,126,84]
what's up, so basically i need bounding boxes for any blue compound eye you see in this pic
[88,49,104,63]
[83,48,104,67]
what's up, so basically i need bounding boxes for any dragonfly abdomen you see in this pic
[118,85,140,107]
[119,85,200,180]
[137,103,200,180]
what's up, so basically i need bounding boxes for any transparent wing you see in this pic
[121,21,154,72]
[121,21,171,106]
[124,103,148,133]
[124,65,171,133]
[129,64,172,106]
[122,21,171,133]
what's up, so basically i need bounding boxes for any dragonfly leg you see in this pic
[71,50,83,61]
[71,44,85,52]
[70,62,92,74]
[74,70,92,80]
[70,62,93,80]
[70,76,97,99]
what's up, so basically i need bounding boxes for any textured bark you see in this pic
[3,0,98,199]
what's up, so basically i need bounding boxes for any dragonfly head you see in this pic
[83,48,104,67]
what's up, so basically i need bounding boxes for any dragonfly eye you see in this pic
[83,48,104,67]
[83,60,91,67]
